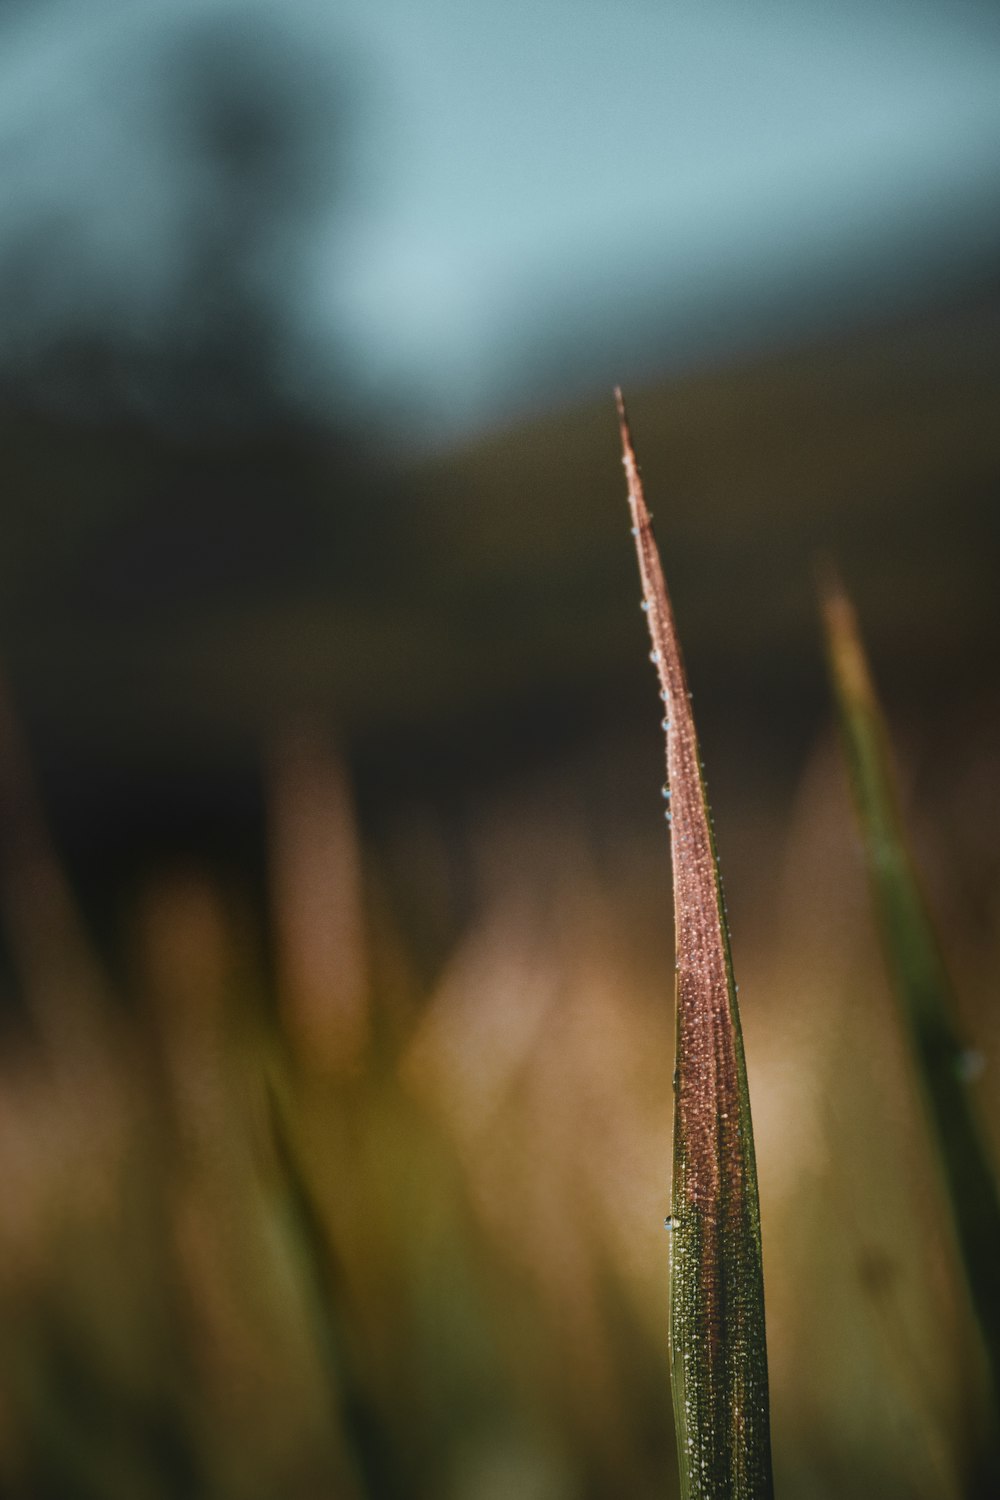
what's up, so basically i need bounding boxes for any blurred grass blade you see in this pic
[616,391,773,1500]
[0,672,112,1046]
[822,578,1000,1412]
[267,1082,406,1500]
[269,728,371,1075]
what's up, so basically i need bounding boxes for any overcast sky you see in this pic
[2,0,999,444]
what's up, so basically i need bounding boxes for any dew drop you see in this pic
[630,526,639,537]
[664,811,672,824]
[661,718,671,730]
[640,601,650,612]
[663,1216,675,1232]
[661,786,672,799]
[659,688,669,701]
[649,650,660,663]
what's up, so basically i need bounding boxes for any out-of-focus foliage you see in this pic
[0,686,998,1497]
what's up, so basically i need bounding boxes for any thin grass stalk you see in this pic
[822,580,1000,1425]
[267,1084,408,1500]
[616,392,773,1499]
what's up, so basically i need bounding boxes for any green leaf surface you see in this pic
[617,392,773,1500]
[822,580,1000,1424]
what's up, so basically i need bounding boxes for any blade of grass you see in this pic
[268,729,370,1075]
[266,1080,408,1500]
[616,391,773,1500]
[822,578,1000,1424]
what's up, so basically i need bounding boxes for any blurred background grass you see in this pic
[0,2,999,1496]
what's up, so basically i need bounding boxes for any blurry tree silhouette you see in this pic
[0,9,348,428]
[143,13,347,428]
[0,10,385,892]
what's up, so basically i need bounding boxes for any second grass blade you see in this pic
[617,392,773,1500]
[823,580,1000,1424]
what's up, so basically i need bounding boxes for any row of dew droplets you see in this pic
[617,385,690,1333]
[615,388,774,1500]
[617,383,692,1435]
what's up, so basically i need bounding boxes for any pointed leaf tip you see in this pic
[615,386,633,456]
[820,571,876,713]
